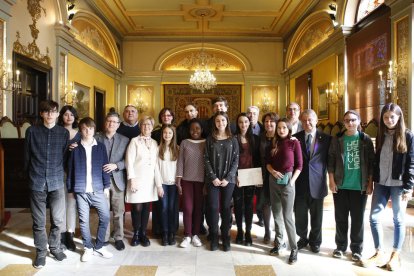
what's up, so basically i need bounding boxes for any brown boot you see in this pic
[386,252,401,271]
[360,251,387,268]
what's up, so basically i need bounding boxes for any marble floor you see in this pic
[1,197,414,276]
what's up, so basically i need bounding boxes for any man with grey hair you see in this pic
[293,109,331,254]
[117,105,140,139]
[286,102,303,134]
[247,106,264,135]
[95,112,130,251]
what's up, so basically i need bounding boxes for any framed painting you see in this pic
[318,83,329,120]
[73,82,90,119]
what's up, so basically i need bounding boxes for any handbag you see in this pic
[276,173,289,185]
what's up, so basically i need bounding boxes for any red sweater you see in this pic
[266,138,303,173]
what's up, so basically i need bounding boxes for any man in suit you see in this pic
[287,102,303,134]
[95,112,130,251]
[247,106,264,135]
[293,109,331,253]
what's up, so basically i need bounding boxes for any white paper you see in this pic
[237,167,263,187]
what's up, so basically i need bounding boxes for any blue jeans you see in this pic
[161,184,177,233]
[30,188,65,256]
[76,191,110,250]
[369,183,407,251]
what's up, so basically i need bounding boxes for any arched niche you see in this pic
[71,10,120,68]
[286,11,335,68]
[156,44,250,72]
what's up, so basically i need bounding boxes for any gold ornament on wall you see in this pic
[12,0,51,66]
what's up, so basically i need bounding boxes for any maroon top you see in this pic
[239,142,253,169]
[266,138,303,173]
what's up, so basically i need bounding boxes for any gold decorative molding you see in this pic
[70,11,120,68]
[395,16,409,121]
[162,49,243,71]
[13,0,50,66]
[286,11,334,68]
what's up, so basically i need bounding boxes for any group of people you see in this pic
[25,97,413,271]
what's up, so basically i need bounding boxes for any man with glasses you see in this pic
[286,102,303,134]
[177,103,199,145]
[95,112,129,251]
[117,105,140,139]
[25,100,69,268]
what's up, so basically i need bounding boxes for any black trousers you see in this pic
[333,189,367,253]
[233,185,255,232]
[208,183,235,236]
[294,193,324,246]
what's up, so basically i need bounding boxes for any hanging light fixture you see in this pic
[189,13,216,92]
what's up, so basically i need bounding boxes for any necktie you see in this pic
[306,134,312,155]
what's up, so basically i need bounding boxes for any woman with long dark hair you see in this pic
[361,103,413,271]
[204,111,239,252]
[233,113,260,246]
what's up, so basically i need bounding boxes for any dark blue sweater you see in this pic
[66,141,110,193]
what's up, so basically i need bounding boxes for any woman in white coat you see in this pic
[126,116,163,247]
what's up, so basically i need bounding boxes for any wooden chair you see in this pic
[323,123,333,135]
[364,118,379,139]
[331,121,344,137]
[0,117,19,138]
[18,120,32,138]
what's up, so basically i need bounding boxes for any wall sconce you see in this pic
[135,90,148,114]
[0,59,21,94]
[326,82,343,104]
[257,93,275,113]
[378,60,398,102]
[61,82,77,106]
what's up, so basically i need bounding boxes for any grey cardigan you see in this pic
[327,131,375,191]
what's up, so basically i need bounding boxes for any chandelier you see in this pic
[0,59,21,93]
[189,13,216,92]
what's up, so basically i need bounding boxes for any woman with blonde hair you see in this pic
[126,116,163,247]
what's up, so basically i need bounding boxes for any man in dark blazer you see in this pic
[293,109,331,253]
[95,112,129,251]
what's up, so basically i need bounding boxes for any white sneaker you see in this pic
[191,235,202,247]
[81,248,93,262]
[93,246,113,259]
[180,237,191,248]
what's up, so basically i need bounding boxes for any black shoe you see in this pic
[222,236,231,252]
[269,243,286,256]
[50,250,67,261]
[140,233,151,247]
[235,230,244,244]
[65,232,76,251]
[210,234,218,251]
[33,254,46,269]
[256,220,264,227]
[168,233,176,246]
[161,232,168,246]
[310,245,320,253]
[131,231,140,246]
[288,249,298,264]
[297,238,308,250]
[244,231,252,246]
[114,240,125,251]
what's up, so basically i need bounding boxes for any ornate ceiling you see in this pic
[87,0,320,39]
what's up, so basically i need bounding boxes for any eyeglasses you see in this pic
[344,118,358,123]
[42,109,57,114]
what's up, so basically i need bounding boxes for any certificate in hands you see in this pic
[238,167,263,187]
